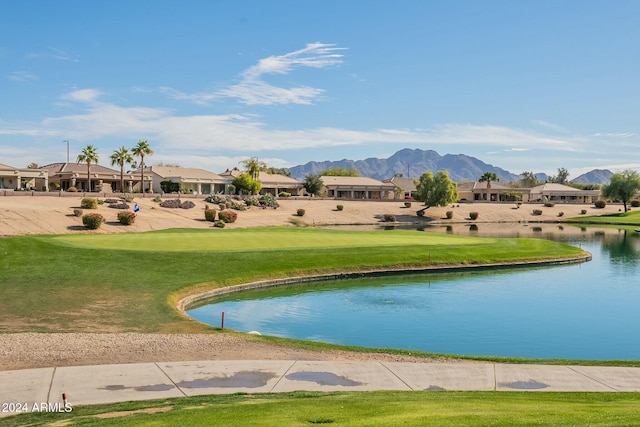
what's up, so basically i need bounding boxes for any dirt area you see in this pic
[0,194,625,370]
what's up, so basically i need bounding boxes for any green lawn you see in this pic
[567,209,640,225]
[0,227,586,333]
[4,391,640,427]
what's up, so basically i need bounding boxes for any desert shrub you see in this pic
[109,202,129,209]
[117,211,136,225]
[204,194,227,204]
[204,208,217,222]
[416,209,425,217]
[278,192,291,198]
[631,200,640,208]
[383,214,396,222]
[297,208,306,217]
[404,201,412,208]
[180,200,195,209]
[594,199,607,208]
[152,196,163,203]
[558,212,564,217]
[532,209,543,216]
[82,213,104,230]
[97,199,105,205]
[73,209,83,217]
[469,212,479,220]
[122,194,134,203]
[67,186,78,192]
[581,209,587,214]
[544,202,555,207]
[255,194,279,209]
[104,198,120,204]
[213,220,226,228]
[218,209,238,223]
[160,199,195,209]
[446,211,453,219]
[515,201,522,209]
[80,197,98,209]
[336,204,344,211]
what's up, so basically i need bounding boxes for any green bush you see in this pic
[446,211,453,219]
[558,212,564,217]
[469,212,479,220]
[297,208,306,217]
[80,197,98,209]
[278,192,291,198]
[544,202,555,207]
[218,209,238,223]
[532,209,543,215]
[416,209,425,217]
[581,209,587,215]
[73,209,83,217]
[82,213,104,229]
[631,200,640,208]
[204,208,217,222]
[595,200,607,208]
[67,186,78,192]
[213,220,226,228]
[336,205,344,211]
[117,211,136,225]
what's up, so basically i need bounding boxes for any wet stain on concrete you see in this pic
[100,385,127,391]
[500,379,549,390]
[176,371,277,389]
[425,385,446,391]
[135,384,175,392]
[285,371,363,386]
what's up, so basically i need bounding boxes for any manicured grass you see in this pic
[0,228,586,333]
[567,209,640,225]
[4,391,640,427]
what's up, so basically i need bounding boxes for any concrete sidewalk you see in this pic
[2,360,640,417]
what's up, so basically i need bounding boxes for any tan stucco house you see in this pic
[384,176,417,199]
[527,183,600,203]
[320,176,396,199]
[42,162,134,192]
[0,163,49,191]
[145,166,226,195]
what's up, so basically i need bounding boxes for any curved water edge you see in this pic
[177,253,591,315]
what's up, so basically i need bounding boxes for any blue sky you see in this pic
[1,0,638,178]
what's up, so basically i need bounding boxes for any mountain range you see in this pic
[288,148,613,185]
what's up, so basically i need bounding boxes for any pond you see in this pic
[187,224,640,360]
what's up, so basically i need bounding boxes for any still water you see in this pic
[187,224,640,360]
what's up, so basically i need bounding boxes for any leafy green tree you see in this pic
[110,146,134,193]
[241,157,267,180]
[303,174,324,196]
[232,173,262,195]
[479,171,499,201]
[549,167,570,185]
[266,167,291,177]
[520,171,539,188]
[320,167,360,177]
[415,170,458,207]
[603,169,640,212]
[76,145,99,192]
[27,162,40,169]
[132,140,153,193]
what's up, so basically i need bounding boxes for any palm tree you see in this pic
[131,140,153,194]
[241,157,267,180]
[478,172,499,201]
[110,146,134,193]
[76,145,99,192]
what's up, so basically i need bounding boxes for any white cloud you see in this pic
[7,71,38,82]
[161,42,347,106]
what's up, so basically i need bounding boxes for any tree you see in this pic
[27,162,40,169]
[478,171,499,201]
[415,170,458,207]
[266,167,291,177]
[549,167,570,185]
[232,173,262,195]
[603,169,640,212]
[320,167,360,177]
[131,140,153,193]
[76,145,99,192]
[241,157,267,180]
[520,171,539,188]
[110,146,134,193]
[303,174,324,196]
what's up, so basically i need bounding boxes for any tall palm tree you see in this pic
[131,140,153,194]
[241,157,267,180]
[110,146,134,193]
[76,145,99,192]
[478,171,499,201]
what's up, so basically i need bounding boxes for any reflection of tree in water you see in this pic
[599,230,640,266]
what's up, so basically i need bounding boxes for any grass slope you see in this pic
[0,227,586,333]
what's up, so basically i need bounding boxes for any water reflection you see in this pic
[188,224,640,360]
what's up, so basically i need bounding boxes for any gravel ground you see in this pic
[0,333,449,371]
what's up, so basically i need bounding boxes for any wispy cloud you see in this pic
[7,71,38,82]
[26,47,79,62]
[161,42,347,106]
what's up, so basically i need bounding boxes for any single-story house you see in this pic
[384,176,417,199]
[145,166,226,195]
[457,181,526,202]
[257,172,304,196]
[0,163,49,191]
[320,176,397,200]
[42,162,137,192]
[528,183,600,204]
